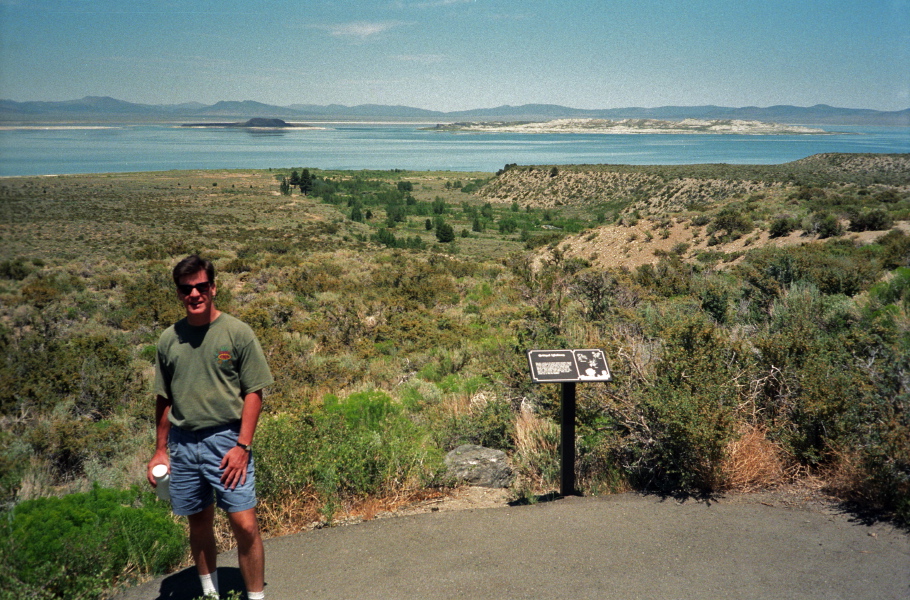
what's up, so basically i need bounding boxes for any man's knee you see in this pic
[228,508,261,545]
[187,504,215,533]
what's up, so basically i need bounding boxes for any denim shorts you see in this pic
[168,422,257,516]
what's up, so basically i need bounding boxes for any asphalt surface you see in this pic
[113,493,909,600]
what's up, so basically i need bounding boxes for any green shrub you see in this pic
[1,329,141,422]
[868,267,910,308]
[19,271,84,309]
[0,258,35,280]
[849,208,894,232]
[323,390,400,432]
[256,391,444,516]
[119,265,184,328]
[634,256,695,298]
[707,206,753,241]
[432,395,515,452]
[856,351,910,525]
[690,214,710,227]
[697,274,735,324]
[0,486,185,600]
[751,284,871,463]
[808,211,843,238]
[875,229,910,269]
[575,418,625,494]
[624,314,741,492]
[768,216,798,238]
[738,242,883,311]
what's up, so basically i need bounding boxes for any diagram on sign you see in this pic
[575,349,610,380]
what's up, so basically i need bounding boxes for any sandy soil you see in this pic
[548,218,910,271]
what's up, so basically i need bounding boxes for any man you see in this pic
[148,255,273,600]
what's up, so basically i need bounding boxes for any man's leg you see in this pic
[228,507,265,594]
[188,504,218,577]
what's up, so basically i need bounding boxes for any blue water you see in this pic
[0,123,908,176]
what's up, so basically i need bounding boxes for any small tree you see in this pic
[299,169,313,196]
[498,217,518,234]
[436,222,455,243]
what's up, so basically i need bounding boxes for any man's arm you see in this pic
[147,394,172,487]
[220,390,263,490]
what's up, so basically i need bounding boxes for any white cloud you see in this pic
[321,21,405,39]
[393,53,446,64]
[411,0,473,8]
[388,0,473,9]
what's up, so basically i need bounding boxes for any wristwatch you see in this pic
[236,442,251,452]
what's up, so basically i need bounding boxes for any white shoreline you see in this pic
[433,118,837,135]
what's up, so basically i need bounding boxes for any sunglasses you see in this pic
[176,281,213,295]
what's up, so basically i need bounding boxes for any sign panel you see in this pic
[527,348,612,383]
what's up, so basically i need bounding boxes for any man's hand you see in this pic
[147,452,169,487]
[220,445,250,490]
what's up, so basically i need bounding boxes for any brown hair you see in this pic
[172,255,215,286]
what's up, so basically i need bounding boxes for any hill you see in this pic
[478,153,910,269]
[1,96,907,125]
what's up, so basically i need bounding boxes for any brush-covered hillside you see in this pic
[479,154,910,269]
[1,155,909,598]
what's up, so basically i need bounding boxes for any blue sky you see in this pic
[1,0,908,111]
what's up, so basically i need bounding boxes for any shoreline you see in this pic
[427,117,843,135]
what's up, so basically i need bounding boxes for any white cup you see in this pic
[152,463,170,501]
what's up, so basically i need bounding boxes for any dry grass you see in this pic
[512,404,560,492]
[721,424,790,492]
[819,448,884,508]
[343,488,452,521]
[256,491,324,538]
[514,404,558,457]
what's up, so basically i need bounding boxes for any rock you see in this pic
[241,118,289,128]
[444,444,513,488]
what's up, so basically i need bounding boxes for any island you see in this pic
[427,118,834,135]
[180,118,310,128]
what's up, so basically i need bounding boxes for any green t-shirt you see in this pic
[155,313,274,430]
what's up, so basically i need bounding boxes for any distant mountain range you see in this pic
[1,96,908,126]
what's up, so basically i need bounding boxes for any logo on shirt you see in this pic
[216,348,232,364]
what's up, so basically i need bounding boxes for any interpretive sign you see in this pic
[526,348,612,496]
[526,349,612,383]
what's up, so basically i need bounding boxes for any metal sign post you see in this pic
[527,349,612,496]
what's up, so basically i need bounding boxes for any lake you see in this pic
[0,123,908,177]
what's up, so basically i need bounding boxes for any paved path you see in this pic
[114,493,909,600]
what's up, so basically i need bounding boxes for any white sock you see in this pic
[247,591,265,600]
[200,571,219,596]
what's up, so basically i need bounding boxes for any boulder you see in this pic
[444,444,513,488]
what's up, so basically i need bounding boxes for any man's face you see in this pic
[176,269,216,323]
